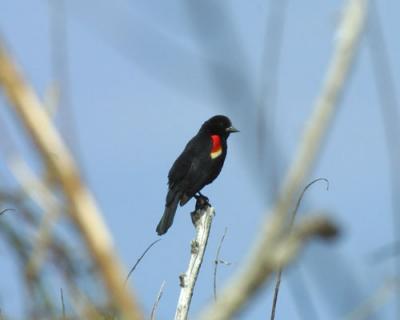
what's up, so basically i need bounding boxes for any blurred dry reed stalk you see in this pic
[0,42,143,319]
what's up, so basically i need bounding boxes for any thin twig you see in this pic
[199,1,365,318]
[0,208,15,216]
[213,227,228,301]
[291,178,329,227]
[270,178,329,320]
[150,281,166,320]
[0,41,142,319]
[175,203,215,320]
[60,288,66,319]
[125,239,161,284]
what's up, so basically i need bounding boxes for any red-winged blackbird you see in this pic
[156,115,238,235]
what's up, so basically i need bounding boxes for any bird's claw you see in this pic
[194,193,210,209]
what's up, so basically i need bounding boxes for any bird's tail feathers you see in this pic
[156,191,181,235]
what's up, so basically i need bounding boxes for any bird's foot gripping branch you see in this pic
[191,195,212,225]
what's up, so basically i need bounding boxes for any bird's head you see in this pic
[201,115,239,139]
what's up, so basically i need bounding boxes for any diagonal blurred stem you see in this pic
[0,41,142,320]
[257,0,288,197]
[366,1,400,317]
[48,0,83,164]
[343,278,399,320]
[199,0,366,318]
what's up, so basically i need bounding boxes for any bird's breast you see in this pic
[210,134,222,159]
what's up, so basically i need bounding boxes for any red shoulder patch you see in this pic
[211,135,221,152]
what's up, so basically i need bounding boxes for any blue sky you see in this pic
[1,1,400,319]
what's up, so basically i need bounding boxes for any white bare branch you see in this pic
[175,205,215,320]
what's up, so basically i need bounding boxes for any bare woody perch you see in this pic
[175,200,215,320]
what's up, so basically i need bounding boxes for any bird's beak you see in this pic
[226,126,239,133]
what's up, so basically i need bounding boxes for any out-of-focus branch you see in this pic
[8,157,64,278]
[199,1,366,319]
[0,190,106,319]
[272,215,338,264]
[199,213,337,320]
[0,120,65,278]
[343,278,399,320]
[0,42,142,320]
[175,204,215,320]
[0,219,58,317]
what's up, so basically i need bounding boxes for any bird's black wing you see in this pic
[157,134,212,235]
[182,142,226,200]
[167,133,211,189]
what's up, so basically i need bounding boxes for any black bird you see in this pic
[156,115,239,235]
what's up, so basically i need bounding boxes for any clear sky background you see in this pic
[1,1,400,319]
